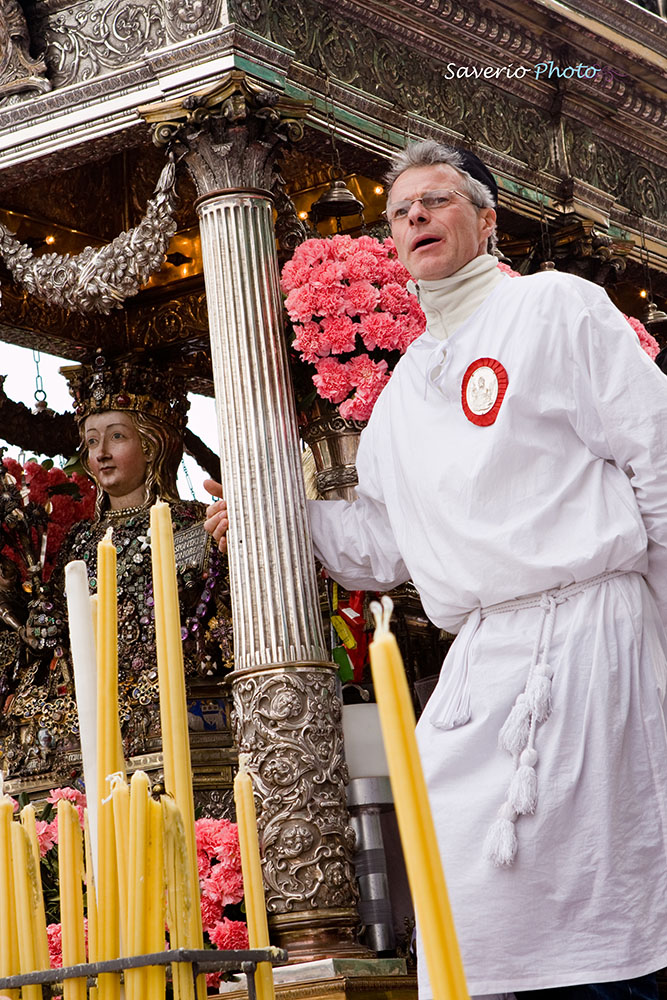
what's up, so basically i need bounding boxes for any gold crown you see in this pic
[61,352,190,435]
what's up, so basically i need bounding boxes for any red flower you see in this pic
[36,818,58,856]
[209,917,249,951]
[497,261,522,279]
[47,786,87,808]
[344,280,380,317]
[200,883,224,932]
[625,314,660,360]
[313,358,353,404]
[47,923,63,968]
[359,312,401,352]
[320,316,358,355]
[282,234,426,420]
[292,322,327,364]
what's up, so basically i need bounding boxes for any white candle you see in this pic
[65,560,98,880]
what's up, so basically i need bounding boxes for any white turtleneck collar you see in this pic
[412,254,504,341]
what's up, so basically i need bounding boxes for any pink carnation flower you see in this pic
[36,818,58,856]
[282,234,423,419]
[47,923,63,968]
[379,282,411,315]
[309,260,345,286]
[359,312,401,352]
[208,860,244,907]
[209,917,249,951]
[311,284,347,318]
[200,883,224,932]
[320,316,358,354]
[285,285,318,323]
[625,314,660,360]
[313,357,353,404]
[497,261,522,279]
[347,354,389,387]
[344,280,380,317]
[329,234,356,260]
[47,787,87,805]
[340,388,381,422]
[346,250,381,283]
[292,322,327,364]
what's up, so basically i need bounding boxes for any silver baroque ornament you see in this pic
[0,156,179,314]
[231,666,358,914]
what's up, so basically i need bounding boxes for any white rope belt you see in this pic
[480,569,628,867]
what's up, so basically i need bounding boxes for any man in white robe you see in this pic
[205,141,667,1000]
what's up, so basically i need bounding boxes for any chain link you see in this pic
[33,349,47,404]
[180,458,197,500]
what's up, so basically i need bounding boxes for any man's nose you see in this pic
[407,198,429,223]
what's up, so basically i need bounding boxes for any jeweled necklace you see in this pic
[103,504,148,520]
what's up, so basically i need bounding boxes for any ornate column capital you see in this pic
[140,70,311,196]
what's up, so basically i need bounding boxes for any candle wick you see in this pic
[103,525,114,542]
[370,595,394,637]
[238,753,250,774]
[0,770,4,797]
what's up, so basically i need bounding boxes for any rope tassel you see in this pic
[498,693,531,755]
[526,664,553,722]
[507,748,538,814]
[483,803,518,867]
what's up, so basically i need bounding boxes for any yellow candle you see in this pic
[84,810,99,1000]
[145,796,166,1000]
[111,777,130,958]
[368,597,469,1000]
[162,795,194,1000]
[233,757,275,1000]
[57,800,87,1000]
[20,804,50,971]
[96,529,124,1000]
[126,771,150,1000]
[10,822,41,1000]
[150,501,204,999]
[0,796,19,1000]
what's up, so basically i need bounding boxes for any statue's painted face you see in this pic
[83,411,148,500]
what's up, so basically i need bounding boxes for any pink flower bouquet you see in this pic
[281,234,426,421]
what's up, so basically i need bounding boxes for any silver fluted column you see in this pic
[197,191,327,669]
[143,71,363,959]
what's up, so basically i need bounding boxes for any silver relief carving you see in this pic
[0,157,178,314]
[164,0,223,42]
[231,667,357,913]
[0,0,51,103]
[41,0,165,88]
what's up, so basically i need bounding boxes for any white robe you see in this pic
[309,270,667,995]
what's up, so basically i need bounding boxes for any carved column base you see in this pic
[269,907,370,963]
[231,664,366,960]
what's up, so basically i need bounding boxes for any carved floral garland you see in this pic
[0,158,179,315]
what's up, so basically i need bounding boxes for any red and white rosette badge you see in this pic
[461,357,509,426]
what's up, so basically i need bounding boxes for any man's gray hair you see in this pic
[384,139,497,250]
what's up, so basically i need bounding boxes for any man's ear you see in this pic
[479,207,496,238]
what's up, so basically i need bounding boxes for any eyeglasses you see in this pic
[385,189,476,224]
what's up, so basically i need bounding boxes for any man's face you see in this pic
[388,164,496,281]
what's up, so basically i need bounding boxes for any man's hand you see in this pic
[203,479,228,555]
